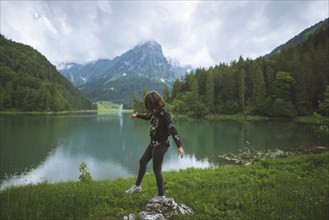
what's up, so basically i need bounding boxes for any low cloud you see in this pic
[1,1,328,67]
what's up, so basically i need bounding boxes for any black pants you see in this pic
[135,143,169,196]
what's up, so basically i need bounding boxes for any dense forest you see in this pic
[134,22,329,118]
[0,35,95,112]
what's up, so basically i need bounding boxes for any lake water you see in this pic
[1,112,328,189]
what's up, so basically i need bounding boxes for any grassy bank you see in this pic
[1,152,328,220]
[206,113,329,127]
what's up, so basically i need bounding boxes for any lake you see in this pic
[1,112,328,189]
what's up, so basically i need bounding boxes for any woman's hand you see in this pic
[178,147,185,158]
[130,114,137,119]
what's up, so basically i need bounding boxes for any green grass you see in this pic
[294,113,329,125]
[1,152,329,220]
[95,101,120,112]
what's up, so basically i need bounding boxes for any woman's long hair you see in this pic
[144,91,165,114]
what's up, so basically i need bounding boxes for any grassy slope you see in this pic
[1,152,328,220]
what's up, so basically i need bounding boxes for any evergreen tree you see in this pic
[319,85,329,116]
[295,53,314,114]
[219,71,235,103]
[264,64,276,97]
[4,82,14,108]
[251,66,266,114]
[0,86,5,109]
[133,91,144,113]
[272,71,296,101]
[238,69,246,109]
[185,73,199,98]
[172,79,182,100]
[205,72,215,112]
[162,84,170,103]
[143,86,149,97]
[195,68,207,97]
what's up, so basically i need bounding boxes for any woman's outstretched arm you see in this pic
[130,113,152,120]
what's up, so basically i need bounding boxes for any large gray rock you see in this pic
[138,197,194,220]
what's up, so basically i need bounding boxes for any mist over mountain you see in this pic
[58,40,193,107]
[167,57,193,79]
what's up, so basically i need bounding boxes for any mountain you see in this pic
[265,18,329,59]
[58,40,192,107]
[167,57,193,79]
[0,35,94,111]
[79,40,174,107]
[58,59,112,87]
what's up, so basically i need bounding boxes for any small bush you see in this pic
[79,161,93,183]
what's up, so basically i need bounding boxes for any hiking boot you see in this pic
[150,195,168,204]
[125,185,142,193]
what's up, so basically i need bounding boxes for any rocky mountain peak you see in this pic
[131,40,163,59]
[137,40,161,50]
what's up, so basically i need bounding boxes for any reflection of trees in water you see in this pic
[177,118,245,162]
[175,118,328,165]
[244,120,327,149]
[0,114,92,179]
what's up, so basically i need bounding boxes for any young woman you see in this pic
[125,91,185,202]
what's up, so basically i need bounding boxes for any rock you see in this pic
[219,146,329,167]
[138,212,166,220]
[138,197,194,220]
[245,162,251,166]
[123,213,136,220]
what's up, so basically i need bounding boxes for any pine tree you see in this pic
[272,71,296,101]
[172,79,182,100]
[0,86,5,110]
[205,72,215,112]
[133,91,144,113]
[143,86,149,97]
[195,68,207,97]
[186,74,199,98]
[295,53,313,114]
[319,85,329,115]
[252,66,266,114]
[238,69,246,109]
[162,84,170,103]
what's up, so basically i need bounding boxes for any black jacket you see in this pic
[137,108,182,148]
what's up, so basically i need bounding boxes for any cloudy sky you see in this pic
[1,1,328,68]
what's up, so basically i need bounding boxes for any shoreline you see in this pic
[1,110,327,125]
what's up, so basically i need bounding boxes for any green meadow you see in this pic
[1,152,328,220]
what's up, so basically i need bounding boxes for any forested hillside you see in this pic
[159,20,329,118]
[265,18,329,59]
[0,35,95,111]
